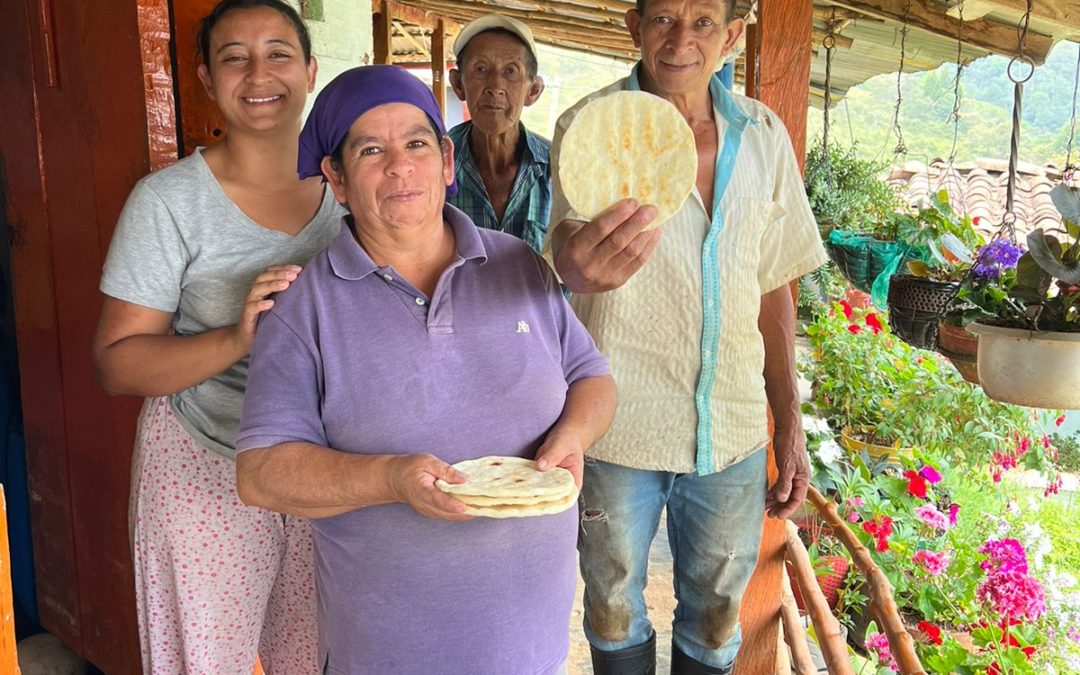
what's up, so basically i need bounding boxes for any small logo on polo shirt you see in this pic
[516,320,531,334]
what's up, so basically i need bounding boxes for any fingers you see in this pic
[535,439,584,489]
[247,265,302,303]
[395,455,472,521]
[569,199,641,250]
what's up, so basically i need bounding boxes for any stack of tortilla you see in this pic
[435,456,578,519]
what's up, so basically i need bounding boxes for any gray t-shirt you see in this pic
[100,148,343,459]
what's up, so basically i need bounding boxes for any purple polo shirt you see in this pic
[237,206,609,675]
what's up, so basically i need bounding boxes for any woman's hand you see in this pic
[535,430,585,489]
[233,265,302,353]
[388,454,473,521]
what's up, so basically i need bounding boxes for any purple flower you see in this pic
[972,239,1024,279]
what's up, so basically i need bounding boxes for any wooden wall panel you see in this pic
[0,0,82,651]
[2,0,161,672]
[174,0,227,156]
[736,0,813,672]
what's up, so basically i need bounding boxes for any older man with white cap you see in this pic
[447,14,550,253]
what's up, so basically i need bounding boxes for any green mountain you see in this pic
[809,41,1080,167]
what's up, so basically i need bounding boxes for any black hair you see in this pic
[198,0,313,70]
[457,28,539,79]
[635,0,736,22]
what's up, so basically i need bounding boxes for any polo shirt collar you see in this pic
[625,62,755,129]
[327,205,488,281]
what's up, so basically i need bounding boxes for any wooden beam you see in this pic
[431,19,446,115]
[0,489,19,675]
[947,0,1080,33]
[387,0,462,34]
[811,26,855,49]
[945,0,995,21]
[400,0,631,36]
[393,19,429,56]
[374,0,393,64]
[828,0,1054,65]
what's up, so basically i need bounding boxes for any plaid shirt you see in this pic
[447,122,552,254]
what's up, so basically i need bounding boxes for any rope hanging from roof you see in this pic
[889,0,912,159]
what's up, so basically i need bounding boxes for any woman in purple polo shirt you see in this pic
[235,66,615,675]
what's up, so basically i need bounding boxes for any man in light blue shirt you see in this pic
[448,15,551,253]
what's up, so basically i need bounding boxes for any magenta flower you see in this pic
[977,568,1047,620]
[979,538,1028,575]
[865,632,898,672]
[919,466,942,484]
[914,504,951,531]
[948,503,960,525]
[849,496,864,508]
[913,550,950,576]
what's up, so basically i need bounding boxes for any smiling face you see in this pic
[626,0,743,101]
[450,31,544,138]
[321,103,455,234]
[196,6,317,134]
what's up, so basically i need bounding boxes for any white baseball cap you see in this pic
[453,14,538,61]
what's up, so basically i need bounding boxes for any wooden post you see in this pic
[431,19,446,116]
[0,487,19,675]
[374,0,393,65]
[735,2,813,672]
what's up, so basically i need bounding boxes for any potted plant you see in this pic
[804,142,916,295]
[965,184,1080,409]
[887,191,985,351]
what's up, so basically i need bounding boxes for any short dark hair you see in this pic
[635,0,736,22]
[456,28,539,79]
[198,0,312,70]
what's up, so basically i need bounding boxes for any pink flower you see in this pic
[1045,474,1063,497]
[865,632,898,671]
[980,538,1028,575]
[977,568,1047,620]
[849,496,864,508]
[847,512,860,523]
[919,466,942,484]
[1057,414,1067,427]
[948,503,960,526]
[913,549,950,576]
[914,504,951,531]
[1043,434,1051,449]
[1018,437,1032,455]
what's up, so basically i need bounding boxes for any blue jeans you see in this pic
[578,450,767,670]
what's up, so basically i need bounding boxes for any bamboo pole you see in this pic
[780,565,818,675]
[806,486,927,675]
[785,520,854,675]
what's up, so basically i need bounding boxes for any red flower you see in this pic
[865,312,883,334]
[903,470,929,499]
[1057,414,1067,427]
[862,515,893,551]
[973,216,982,225]
[916,621,943,645]
[847,324,862,334]
[1022,646,1036,659]
[839,299,854,319]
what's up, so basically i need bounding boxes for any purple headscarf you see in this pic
[298,65,456,195]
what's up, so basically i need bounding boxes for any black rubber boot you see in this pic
[589,631,656,675]
[670,640,733,675]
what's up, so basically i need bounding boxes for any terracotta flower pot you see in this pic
[787,555,849,611]
[937,322,979,385]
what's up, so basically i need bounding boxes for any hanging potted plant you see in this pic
[966,185,1080,409]
[887,191,985,351]
[804,142,921,296]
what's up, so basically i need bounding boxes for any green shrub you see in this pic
[804,141,902,240]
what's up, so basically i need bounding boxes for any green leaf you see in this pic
[906,260,932,277]
[1027,230,1080,284]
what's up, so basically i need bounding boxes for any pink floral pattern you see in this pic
[130,397,319,675]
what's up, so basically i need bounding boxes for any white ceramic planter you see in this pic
[967,322,1080,409]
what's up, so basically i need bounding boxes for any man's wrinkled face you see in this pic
[626,0,743,100]
[451,32,544,138]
